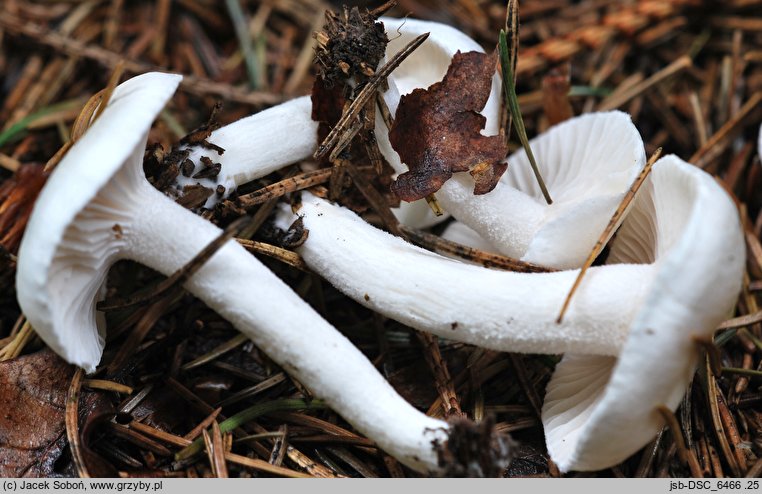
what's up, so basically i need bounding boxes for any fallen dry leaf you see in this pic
[0,350,74,477]
[311,77,348,152]
[389,51,508,202]
[0,164,47,253]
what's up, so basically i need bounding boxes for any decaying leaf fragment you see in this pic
[389,51,508,202]
[0,164,47,253]
[0,350,74,477]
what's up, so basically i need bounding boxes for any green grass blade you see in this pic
[225,0,262,89]
[175,398,326,460]
[0,99,83,149]
[498,29,552,205]
[568,85,613,97]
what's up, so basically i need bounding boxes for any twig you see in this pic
[66,369,90,478]
[557,147,661,323]
[656,405,703,477]
[399,225,554,273]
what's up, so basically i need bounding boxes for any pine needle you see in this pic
[556,147,662,323]
[498,29,552,204]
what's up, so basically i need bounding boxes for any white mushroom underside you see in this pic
[274,156,743,473]
[542,156,745,471]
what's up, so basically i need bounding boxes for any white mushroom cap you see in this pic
[543,155,745,471]
[277,154,744,471]
[16,72,183,369]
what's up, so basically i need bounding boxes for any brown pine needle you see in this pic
[181,333,249,371]
[237,168,333,209]
[129,421,192,448]
[224,452,312,478]
[690,92,762,169]
[211,421,229,478]
[399,225,554,273]
[83,379,134,394]
[66,368,90,478]
[415,332,462,418]
[656,405,703,477]
[597,56,692,112]
[556,147,662,323]
[716,310,762,330]
[237,238,309,271]
[0,320,34,361]
[184,407,223,442]
[92,60,125,122]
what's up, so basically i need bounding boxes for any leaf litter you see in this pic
[0,0,761,480]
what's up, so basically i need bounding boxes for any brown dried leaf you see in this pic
[0,164,47,253]
[0,350,74,477]
[311,78,348,153]
[389,51,508,202]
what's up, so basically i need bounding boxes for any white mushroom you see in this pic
[174,18,645,267]
[15,72,484,474]
[375,17,646,269]
[276,154,744,471]
[542,155,745,471]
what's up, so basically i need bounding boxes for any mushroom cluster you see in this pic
[15,17,746,476]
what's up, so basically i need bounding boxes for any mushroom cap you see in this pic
[542,155,745,471]
[440,111,645,268]
[16,72,182,372]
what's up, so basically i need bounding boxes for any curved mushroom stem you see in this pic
[177,96,318,208]
[97,164,449,473]
[276,193,654,357]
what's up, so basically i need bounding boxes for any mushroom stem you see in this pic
[96,165,449,472]
[178,95,318,207]
[276,193,653,357]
